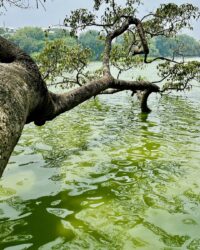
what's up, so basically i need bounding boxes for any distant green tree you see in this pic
[47,28,69,40]
[47,28,77,47]
[0,27,5,35]
[79,30,104,61]
[148,38,160,57]
[155,34,200,57]
[177,34,200,56]
[10,27,45,54]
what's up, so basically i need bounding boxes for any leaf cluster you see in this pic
[144,3,200,37]
[64,0,141,35]
[158,61,200,92]
[35,39,92,87]
[64,9,96,36]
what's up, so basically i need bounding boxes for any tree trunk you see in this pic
[0,63,40,175]
[0,35,53,176]
[0,36,159,177]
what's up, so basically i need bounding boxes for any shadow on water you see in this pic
[0,89,200,249]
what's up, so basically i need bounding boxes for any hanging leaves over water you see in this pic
[36,39,92,87]
[158,61,200,92]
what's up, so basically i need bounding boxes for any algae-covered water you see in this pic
[0,63,200,249]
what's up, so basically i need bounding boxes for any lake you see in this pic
[0,61,200,249]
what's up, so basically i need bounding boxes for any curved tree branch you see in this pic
[103,16,150,76]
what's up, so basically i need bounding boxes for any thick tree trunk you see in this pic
[0,60,51,176]
[0,36,159,177]
[0,35,53,176]
[0,63,32,175]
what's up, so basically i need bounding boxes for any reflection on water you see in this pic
[0,84,200,249]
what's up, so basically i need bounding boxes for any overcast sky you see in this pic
[0,0,199,39]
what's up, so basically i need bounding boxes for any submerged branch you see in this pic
[45,77,160,122]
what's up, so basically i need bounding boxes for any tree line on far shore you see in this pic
[1,26,200,60]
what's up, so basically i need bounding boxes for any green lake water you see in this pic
[0,63,200,249]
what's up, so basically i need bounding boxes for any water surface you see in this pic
[0,64,200,249]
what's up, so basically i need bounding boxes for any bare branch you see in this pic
[144,56,182,64]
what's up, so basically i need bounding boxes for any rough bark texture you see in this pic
[0,36,50,176]
[0,35,159,177]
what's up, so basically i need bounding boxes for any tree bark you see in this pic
[0,36,159,177]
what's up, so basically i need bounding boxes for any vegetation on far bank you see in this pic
[1,26,200,61]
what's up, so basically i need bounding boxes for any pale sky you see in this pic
[0,0,199,39]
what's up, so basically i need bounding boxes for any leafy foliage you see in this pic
[144,3,200,37]
[35,39,92,87]
[9,27,45,54]
[64,0,141,35]
[158,61,200,92]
